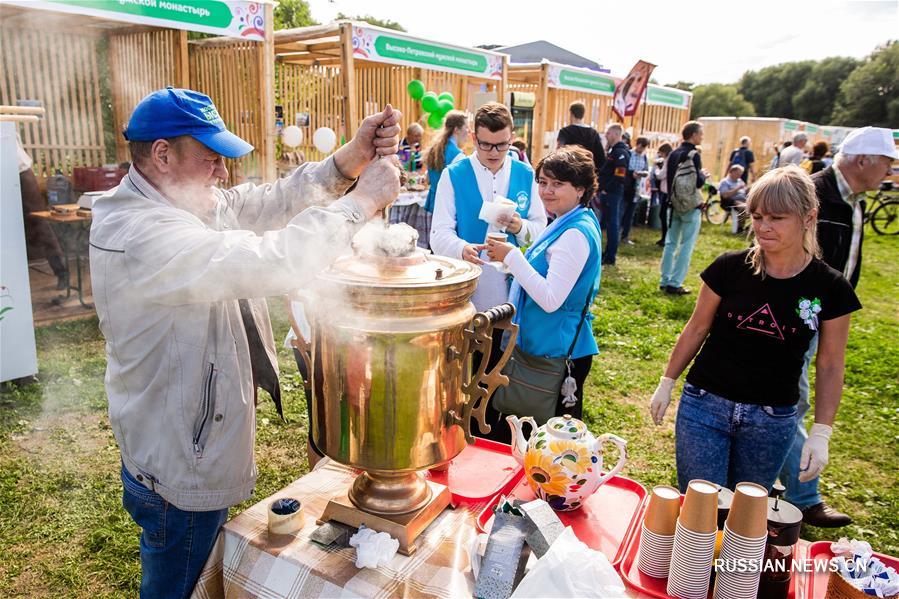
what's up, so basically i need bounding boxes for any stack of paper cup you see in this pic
[638,485,681,578]
[667,480,719,598]
[713,482,769,599]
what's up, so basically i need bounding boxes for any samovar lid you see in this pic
[320,248,480,288]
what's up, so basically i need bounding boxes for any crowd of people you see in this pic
[80,85,895,598]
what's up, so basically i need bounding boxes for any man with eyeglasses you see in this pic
[431,102,546,408]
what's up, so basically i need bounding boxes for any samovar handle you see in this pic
[448,302,519,444]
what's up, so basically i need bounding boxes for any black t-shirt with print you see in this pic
[686,250,861,406]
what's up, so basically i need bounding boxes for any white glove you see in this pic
[650,376,676,425]
[798,423,832,483]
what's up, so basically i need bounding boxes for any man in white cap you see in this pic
[778,126,896,528]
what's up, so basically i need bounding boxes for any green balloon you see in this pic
[437,92,455,105]
[407,79,425,100]
[427,112,444,129]
[437,99,454,115]
[421,92,439,113]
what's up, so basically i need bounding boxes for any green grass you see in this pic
[1,223,896,597]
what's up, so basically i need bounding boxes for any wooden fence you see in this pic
[109,28,188,163]
[0,25,106,178]
[276,58,502,164]
[190,38,267,185]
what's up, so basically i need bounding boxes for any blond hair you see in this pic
[745,165,821,277]
[424,111,468,172]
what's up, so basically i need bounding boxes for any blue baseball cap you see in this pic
[124,87,254,159]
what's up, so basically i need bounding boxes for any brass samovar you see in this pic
[298,239,516,554]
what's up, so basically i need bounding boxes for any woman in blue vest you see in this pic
[424,111,469,213]
[485,146,602,437]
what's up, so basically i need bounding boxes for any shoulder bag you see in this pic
[490,288,594,426]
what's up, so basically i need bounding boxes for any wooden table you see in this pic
[29,205,92,309]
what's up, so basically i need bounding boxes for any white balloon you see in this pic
[282,125,303,148]
[313,127,337,154]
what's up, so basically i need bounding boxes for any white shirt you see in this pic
[831,163,864,280]
[430,154,547,310]
[778,145,805,166]
[503,225,590,312]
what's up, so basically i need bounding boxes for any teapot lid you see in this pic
[546,414,587,440]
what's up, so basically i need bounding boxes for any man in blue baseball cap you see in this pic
[90,87,402,598]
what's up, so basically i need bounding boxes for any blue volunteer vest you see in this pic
[516,207,602,359]
[447,157,534,245]
[425,138,463,213]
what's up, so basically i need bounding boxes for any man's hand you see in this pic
[333,105,403,179]
[462,243,486,265]
[798,423,832,482]
[495,211,523,234]
[347,156,401,219]
[650,376,676,425]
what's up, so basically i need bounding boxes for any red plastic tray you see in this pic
[805,541,899,599]
[616,502,798,599]
[476,473,647,567]
[426,438,524,505]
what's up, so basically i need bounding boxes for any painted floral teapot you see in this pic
[508,414,628,511]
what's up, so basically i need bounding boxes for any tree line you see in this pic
[673,41,897,128]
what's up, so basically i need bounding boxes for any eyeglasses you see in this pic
[475,137,512,152]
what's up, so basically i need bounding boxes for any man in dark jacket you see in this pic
[596,123,630,265]
[778,126,896,528]
[557,101,606,174]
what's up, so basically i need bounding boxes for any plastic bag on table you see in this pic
[510,527,628,598]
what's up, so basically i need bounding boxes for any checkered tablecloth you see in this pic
[192,460,487,599]
[192,460,816,599]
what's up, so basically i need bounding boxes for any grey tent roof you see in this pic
[484,40,606,72]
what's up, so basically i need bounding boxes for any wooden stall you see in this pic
[0,1,274,185]
[508,61,692,163]
[273,22,508,164]
[698,117,839,181]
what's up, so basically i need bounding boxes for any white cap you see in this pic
[840,127,898,159]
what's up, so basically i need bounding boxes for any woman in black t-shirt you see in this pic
[649,166,860,493]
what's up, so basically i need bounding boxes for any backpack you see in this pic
[730,148,747,168]
[671,150,703,215]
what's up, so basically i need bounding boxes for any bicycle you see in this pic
[865,181,899,236]
[701,183,729,225]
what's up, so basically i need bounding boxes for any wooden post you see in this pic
[497,54,509,104]
[173,29,189,88]
[259,2,276,181]
[339,22,358,140]
[531,62,549,164]
[412,68,423,124]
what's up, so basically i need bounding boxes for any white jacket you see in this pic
[90,159,361,510]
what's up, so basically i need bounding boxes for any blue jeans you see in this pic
[660,208,701,288]
[122,465,228,599]
[675,384,799,492]
[778,334,820,509]
[600,190,623,264]
[621,192,637,240]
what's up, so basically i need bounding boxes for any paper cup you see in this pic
[668,521,716,598]
[486,231,508,243]
[679,479,719,534]
[725,482,769,539]
[637,523,675,578]
[644,485,681,536]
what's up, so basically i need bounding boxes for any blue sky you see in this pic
[307,0,898,84]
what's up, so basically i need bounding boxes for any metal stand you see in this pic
[318,480,451,556]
